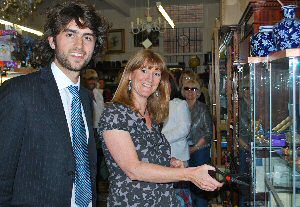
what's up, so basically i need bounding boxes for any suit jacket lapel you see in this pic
[40,67,75,172]
[80,87,97,168]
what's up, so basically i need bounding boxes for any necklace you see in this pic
[138,110,147,118]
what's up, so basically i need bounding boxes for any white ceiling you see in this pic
[10,0,219,31]
[35,0,220,17]
[96,0,219,9]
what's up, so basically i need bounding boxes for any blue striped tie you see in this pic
[68,85,92,207]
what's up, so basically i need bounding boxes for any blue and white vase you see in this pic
[273,5,300,50]
[251,25,276,57]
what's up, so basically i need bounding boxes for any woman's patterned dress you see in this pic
[98,103,180,207]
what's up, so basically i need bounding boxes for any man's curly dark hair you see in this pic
[36,1,109,66]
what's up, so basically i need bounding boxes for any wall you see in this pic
[221,0,250,26]
[203,3,220,54]
[100,2,220,63]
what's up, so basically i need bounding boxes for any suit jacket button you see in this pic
[67,171,74,176]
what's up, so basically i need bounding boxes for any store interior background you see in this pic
[2,0,300,206]
[2,0,240,66]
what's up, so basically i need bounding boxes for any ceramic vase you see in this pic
[273,5,300,50]
[251,25,276,57]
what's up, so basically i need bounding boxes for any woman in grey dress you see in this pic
[98,49,222,206]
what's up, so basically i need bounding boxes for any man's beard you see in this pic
[55,48,91,72]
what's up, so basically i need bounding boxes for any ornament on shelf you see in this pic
[0,61,17,68]
[251,25,276,57]
[189,56,200,68]
[0,35,14,61]
[273,5,300,50]
[0,30,17,36]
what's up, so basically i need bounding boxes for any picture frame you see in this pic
[106,29,125,53]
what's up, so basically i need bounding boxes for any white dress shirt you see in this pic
[92,88,104,128]
[51,62,92,207]
[162,98,191,161]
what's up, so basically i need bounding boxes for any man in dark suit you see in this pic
[0,1,108,207]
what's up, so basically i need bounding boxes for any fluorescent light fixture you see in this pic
[14,24,43,36]
[156,2,175,29]
[0,19,13,27]
[0,18,43,36]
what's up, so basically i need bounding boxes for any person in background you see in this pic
[198,78,210,107]
[98,49,222,206]
[0,1,108,206]
[182,79,213,207]
[162,73,192,207]
[82,69,108,184]
[179,71,199,99]
[98,75,113,102]
[82,69,105,130]
[97,71,105,94]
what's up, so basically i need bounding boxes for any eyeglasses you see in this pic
[184,87,198,92]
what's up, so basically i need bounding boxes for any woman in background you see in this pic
[162,73,192,207]
[98,49,222,206]
[179,71,199,98]
[182,79,213,207]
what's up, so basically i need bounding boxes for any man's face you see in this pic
[99,79,105,89]
[49,19,96,73]
[86,77,98,90]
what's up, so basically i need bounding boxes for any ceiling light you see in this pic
[0,19,13,26]
[0,19,43,36]
[14,24,43,36]
[131,0,167,34]
[156,2,175,29]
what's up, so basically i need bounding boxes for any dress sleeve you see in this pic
[98,103,129,135]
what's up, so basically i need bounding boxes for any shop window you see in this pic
[162,4,204,66]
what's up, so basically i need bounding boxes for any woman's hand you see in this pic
[170,157,185,168]
[189,137,206,154]
[187,164,223,191]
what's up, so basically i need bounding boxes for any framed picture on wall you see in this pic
[106,29,125,53]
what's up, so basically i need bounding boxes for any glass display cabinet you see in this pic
[238,62,252,206]
[248,48,300,207]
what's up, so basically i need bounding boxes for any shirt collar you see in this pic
[51,62,80,90]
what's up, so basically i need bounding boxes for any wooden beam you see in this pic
[103,0,130,17]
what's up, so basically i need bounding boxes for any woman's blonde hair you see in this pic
[178,71,199,89]
[112,49,170,123]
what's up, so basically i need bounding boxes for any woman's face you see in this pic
[183,83,199,101]
[129,65,162,101]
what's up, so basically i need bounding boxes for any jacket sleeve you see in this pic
[0,80,25,205]
[162,100,191,144]
[201,105,213,144]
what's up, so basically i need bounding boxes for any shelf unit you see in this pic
[0,68,37,86]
